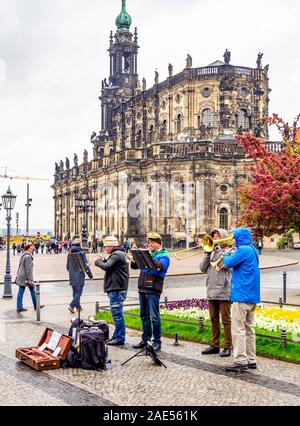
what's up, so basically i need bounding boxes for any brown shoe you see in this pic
[225,363,248,373]
[68,306,75,314]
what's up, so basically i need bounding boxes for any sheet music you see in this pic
[47,331,62,351]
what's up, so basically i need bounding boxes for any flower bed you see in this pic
[161,299,300,338]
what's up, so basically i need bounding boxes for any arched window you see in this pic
[237,109,249,130]
[220,208,228,230]
[201,109,213,127]
[176,114,182,134]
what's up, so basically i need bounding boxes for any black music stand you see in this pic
[121,341,167,368]
[130,249,160,270]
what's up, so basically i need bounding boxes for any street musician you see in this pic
[199,229,233,358]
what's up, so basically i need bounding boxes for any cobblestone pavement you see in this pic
[0,293,299,406]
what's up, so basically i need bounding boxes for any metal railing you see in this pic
[95,296,300,349]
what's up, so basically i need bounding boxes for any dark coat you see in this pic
[67,246,91,288]
[95,246,129,293]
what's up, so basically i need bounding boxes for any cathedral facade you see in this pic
[52,0,271,247]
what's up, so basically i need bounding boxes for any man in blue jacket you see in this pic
[222,227,260,372]
[131,232,170,352]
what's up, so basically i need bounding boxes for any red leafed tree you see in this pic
[237,114,300,237]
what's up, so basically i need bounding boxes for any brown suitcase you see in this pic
[16,327,72,371]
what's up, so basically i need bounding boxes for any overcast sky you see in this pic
[0,0,299,233]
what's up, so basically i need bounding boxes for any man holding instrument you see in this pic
[131,232,170,352]
[223,227,260,373]
[94,236,129,346]
[200,229,233,357]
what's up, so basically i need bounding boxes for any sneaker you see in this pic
[68,306,75,314]
[248,363,257,369]
[201,345,220,355]
[17,308,27,313]
[152,342,161,352]
[225,363,248,373]
[220,347,231,357]
[132,341,147,350]
[106,339,125,346]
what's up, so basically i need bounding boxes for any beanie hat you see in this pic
[103,236,119,247]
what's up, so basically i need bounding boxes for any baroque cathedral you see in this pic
[53,0,271,247]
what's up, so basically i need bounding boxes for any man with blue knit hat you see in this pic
[222,227,260,372]
[131,232,170,352]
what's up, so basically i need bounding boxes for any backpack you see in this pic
[68,318,109,342]
[79,329,107,370]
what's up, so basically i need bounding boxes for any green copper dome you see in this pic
[115,0,132,31]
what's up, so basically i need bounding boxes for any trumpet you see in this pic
[210,245,236,271]
[175,235,235,260]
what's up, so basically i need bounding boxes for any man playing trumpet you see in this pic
[200,229,233,357]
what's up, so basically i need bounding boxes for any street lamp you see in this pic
[75,184,94,251]
[25,183,32,238]
[2,187,17,299]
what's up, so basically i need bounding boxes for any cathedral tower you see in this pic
[100,0,139,134]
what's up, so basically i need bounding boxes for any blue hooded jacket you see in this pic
[223,227,260,304]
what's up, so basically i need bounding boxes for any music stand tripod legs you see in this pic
[121,344,167,368]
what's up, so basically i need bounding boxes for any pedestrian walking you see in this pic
[94,236,129,345]
[257,240,263,256]
[15,244,45,313]
[40,241,45,254]
[131,232,170,352]
[200,229,232,357]
[99,239,104,253]
[223,227,260,372]
[67,237,93,314]
[12,243,17,255]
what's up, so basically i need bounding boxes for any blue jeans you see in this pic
[17,286,37,311]
[70,286,83,309]
[139,293,161,345]
[108,290,128,343]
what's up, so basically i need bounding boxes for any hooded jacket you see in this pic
[199,228,232,300]
[223,227,260,304]
[95,246,129,293]
[131,248,170,295]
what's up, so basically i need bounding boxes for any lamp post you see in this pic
[25,183,32,238]
[2,187,17,299]
[75,183,94,251]
[16,212,19,235]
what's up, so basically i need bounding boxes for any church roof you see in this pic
[208,60,225,66]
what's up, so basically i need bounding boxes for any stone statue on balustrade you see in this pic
[256,52,263,69]
[186,54,192,68]
[168,63,173,77]
[155,70,159,84]
[74,153,78,167]
[83,149,88,163]
[65,157,70,170]
[223,49,231,65]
